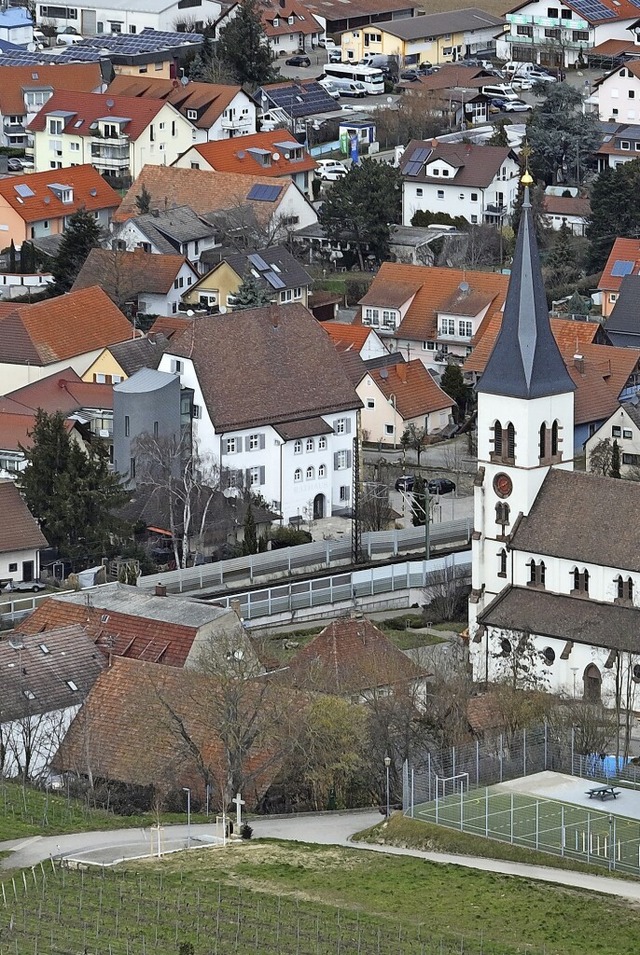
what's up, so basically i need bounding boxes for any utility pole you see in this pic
[351,434,363,564]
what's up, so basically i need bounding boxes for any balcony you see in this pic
[90,142,130,168]
[485,203,507,217]
[220,113,253,130]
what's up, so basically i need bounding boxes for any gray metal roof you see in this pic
[132,205,217,250]
[54,582,230,626]
[477,188,576,399]
[605,274,640,347]
[113,367,176,394]
[373,7,504,40]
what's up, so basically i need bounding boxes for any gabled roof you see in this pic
[599,237,640,294]
[257,80,338,119]
[360,262,508,343]
[507,0,640,25]
[303,0,416,23]
[0,63,103,117]
[118,204,217,254]
[405,64,495,93]
[167,303,360,431]
[6,367,113,413]
[108,335,171,376]
[113,166,289,224]
[203,245,312,294]
[20,582,236,668]
[370,359,454,419]
[0,625,106,722]
[0,164,120,224]
[183,130,317,177]
[260,0,321,36]
[0,288,133,367]
[72,248,196,299]
[543,194,591,218]
[372,7,504,39]
[0,481,48,553]
[466,315,604,374]
[606,274,640,345]
[27,89,169,140]
[510,468,640,573]
[106,75,247,130]
[148,315,193,340]
[323,323,378,353]
[400,140,516,188]
[286,616,426,695]
[477,186,576,400]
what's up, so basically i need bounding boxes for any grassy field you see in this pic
[414,785,640,876]
[2,840,640,955]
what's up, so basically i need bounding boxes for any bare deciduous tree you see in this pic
[588,438,613,476]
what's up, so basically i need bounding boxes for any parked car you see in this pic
[316,159,348,181]
[9,579,47,592]
[502,98,533,112]
[400,68,420,81]
[395,475,415,491]
[529,69,557,83]
[489,96,510,112]
[285,54,310,67]
[427,478,456,496]
[7,158,24,171]
[328,48,342,63]
[55,33,83,45]
[318,78,341,99]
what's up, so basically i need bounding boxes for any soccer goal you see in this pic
[435,773,470,799]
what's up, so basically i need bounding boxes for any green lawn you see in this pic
[3,840,640,955]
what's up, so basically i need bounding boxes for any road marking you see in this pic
[10,836,42,852]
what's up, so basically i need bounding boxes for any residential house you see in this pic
[181,245,312,313]
[0,6,33,47]
[0,164,119,247]
[597,237,640,317]
[497,0,640,68]
[107,75,257,142]
[174,131,317,198]
[605,274,640,346]
[588,22,640,65]
[50,29,205,80]
[0,481,48,586]
[341,8,505,65]
[542,189,591,236]
[323,323,389,362]
[0,286,134,394]
[72,248,199,316]
[0,63,104,150]
[0,625,106,780]
[112,165,318,245]
[359,360,455,444]
[110,205,220,271]
[303,0,417,37]
[469,177,640,704]
[358,262,508,372]
[400,141,520,227]
[20,582,253,670]
[284,615,427,703]
[0,368,114,471]
[255,80,339,132]
[398,64,496,124]
[585,400,640,473]
[594,59,640,123]
[81,334,171,384]
[596,121,640,170]
[52,656,281,805]
[259,0,322,56]
[156,304,361,521]
[27,90,196,180]
[33,2,220,38]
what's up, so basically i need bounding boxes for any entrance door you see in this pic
[313,494,325,520]
[583,664,602,703]
[22,560,34,582]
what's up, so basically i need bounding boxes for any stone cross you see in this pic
[232,791,245,829]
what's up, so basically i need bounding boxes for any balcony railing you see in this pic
[220,114,253,129]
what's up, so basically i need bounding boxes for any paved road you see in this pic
[3,811,640,901]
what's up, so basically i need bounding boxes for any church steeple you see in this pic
[477,173,575,400]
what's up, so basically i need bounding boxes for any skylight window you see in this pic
[39,643,50,654]
[23,690,36,700]
[67,680,79,692]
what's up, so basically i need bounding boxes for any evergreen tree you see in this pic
[135,184,152,214]
[319,159,402,267]
[488,119,509,147]
[232,273,273,310]
[543,222,581,292]
[527,83,600,186]
[17,410,130,560]
[586,160,640,274]
[51,207,103,293]
[411,476,426,527]
[611,439,621,479]
[9,239,16,272]
[440,364,471,419]
[217,0,278,88]
[242,503,258,554]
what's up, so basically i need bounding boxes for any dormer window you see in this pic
[48,118,63,135]
[273,16,279,25]
[187,109,198,120]
[288,14,295,24]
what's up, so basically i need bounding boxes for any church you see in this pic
[468,173,640,708]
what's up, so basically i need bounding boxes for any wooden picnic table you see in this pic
[586,785,620,801]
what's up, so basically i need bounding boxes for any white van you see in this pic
[503,61,536,76]
[482,83,519,101]
[327,77,367,97]
[318,78,341,100]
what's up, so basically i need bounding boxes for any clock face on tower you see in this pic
[493,472,513,499]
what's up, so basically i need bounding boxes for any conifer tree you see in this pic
[51,207,103,294]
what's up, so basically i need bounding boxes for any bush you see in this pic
[268,526,313,549]
[240,822,253,839]
[344,277,372,305]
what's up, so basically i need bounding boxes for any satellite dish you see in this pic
[272,151,280,161]
[459,281,470,293]
[181,74,188,86]
[284,152,290,159]
[237,150,245,159]
[27,42,36,52]
[186,309,194,317]
[380,367,388,379]
[90,188,97,196]
[106,97,115,108]
[219,305,227,314]
[44,196,50,203]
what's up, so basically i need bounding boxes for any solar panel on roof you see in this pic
[247,184,281,202]
[611,259,635,276]
[247,252,269,270]
[14,183,34,198]
[570,0,611,18]
[263,270,286,289]
[404,160,423,176]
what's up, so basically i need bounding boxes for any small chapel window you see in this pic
[495,501,510,534]
[572,567,589,595]
[616,575,633,603]
[529,560,546,587]
[491,421,515,464]
[498,548,507,577]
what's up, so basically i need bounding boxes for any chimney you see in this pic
[270,305,279,328]
[230,598,241,618]
[397,363,407,384]
[155,583,167,597]
[573,353,584,374]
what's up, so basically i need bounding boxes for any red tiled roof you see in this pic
[72,248,194,298]
[0,412,75,453]
[599,238,640,293]
[0,288,133,366]
[370,359,454,419]
[362,262,508,343]
[0,164,120,225]
[0,63,103,116]
[261,0,321,36]
[0,481,48,552]
[106,76,245,130]
[466,315,605,373]
[323,322,374,352]
[185,130,317,177]
[7,368,113,413]
[590,38,637,56]
[148,315,194,339]
[543,195,591,217]
[287,616,426,695]
[27,89,168,141]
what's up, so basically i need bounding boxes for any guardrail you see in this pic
[136,519,472,595]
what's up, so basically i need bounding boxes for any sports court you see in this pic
[411,770,640,875]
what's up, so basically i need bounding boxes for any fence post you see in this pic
[611,816,615,872]
[460,784,464,831]
[510,792,514,844]
[535,800,539,850]
[587,812,591,864]
[523,727,527,777]
[411,767,415,818]
[249,554,254,583]
[435,781,439,825]
[476,740,480,787]
[544,719,548,770]
[452,746,456,779]
[571,726,575,776]
[499,735,503,783]
[485,788,489,838]
[428,752,432,802]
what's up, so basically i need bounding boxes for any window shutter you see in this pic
[259,466,265,485]
[244,436,251,451]
[332,419,338,432]
[346,450,352,468]
[344,486,351,501]
[345,418,351,434]
[259,433,266,450]
[245,468,251,486]
[222,439,229,454]
[333,452,339,470]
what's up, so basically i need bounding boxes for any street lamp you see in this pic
[384,755,391,818]
[183,787,191,849]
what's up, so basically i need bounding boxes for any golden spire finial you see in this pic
[520,140,533,185]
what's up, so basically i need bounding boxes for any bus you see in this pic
[323,63,385,95]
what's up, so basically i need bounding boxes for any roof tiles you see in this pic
[27,89,168,140]
[0,164,120,225]
[0,481,48,553]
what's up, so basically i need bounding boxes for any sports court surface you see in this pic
[413,771,640,874]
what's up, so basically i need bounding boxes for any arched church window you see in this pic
[495,502,510,533]
[572,567,589,594]
[493,420,503,457]
[539,423,546,461]
[551,420,559,457]
[529,560,546,587]
[616,575,633,602]
[506,423,515,462]
[498,549,507,577]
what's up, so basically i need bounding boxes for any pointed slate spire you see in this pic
[477,174,575,399]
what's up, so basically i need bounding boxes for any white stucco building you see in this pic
[469,174,640,709]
